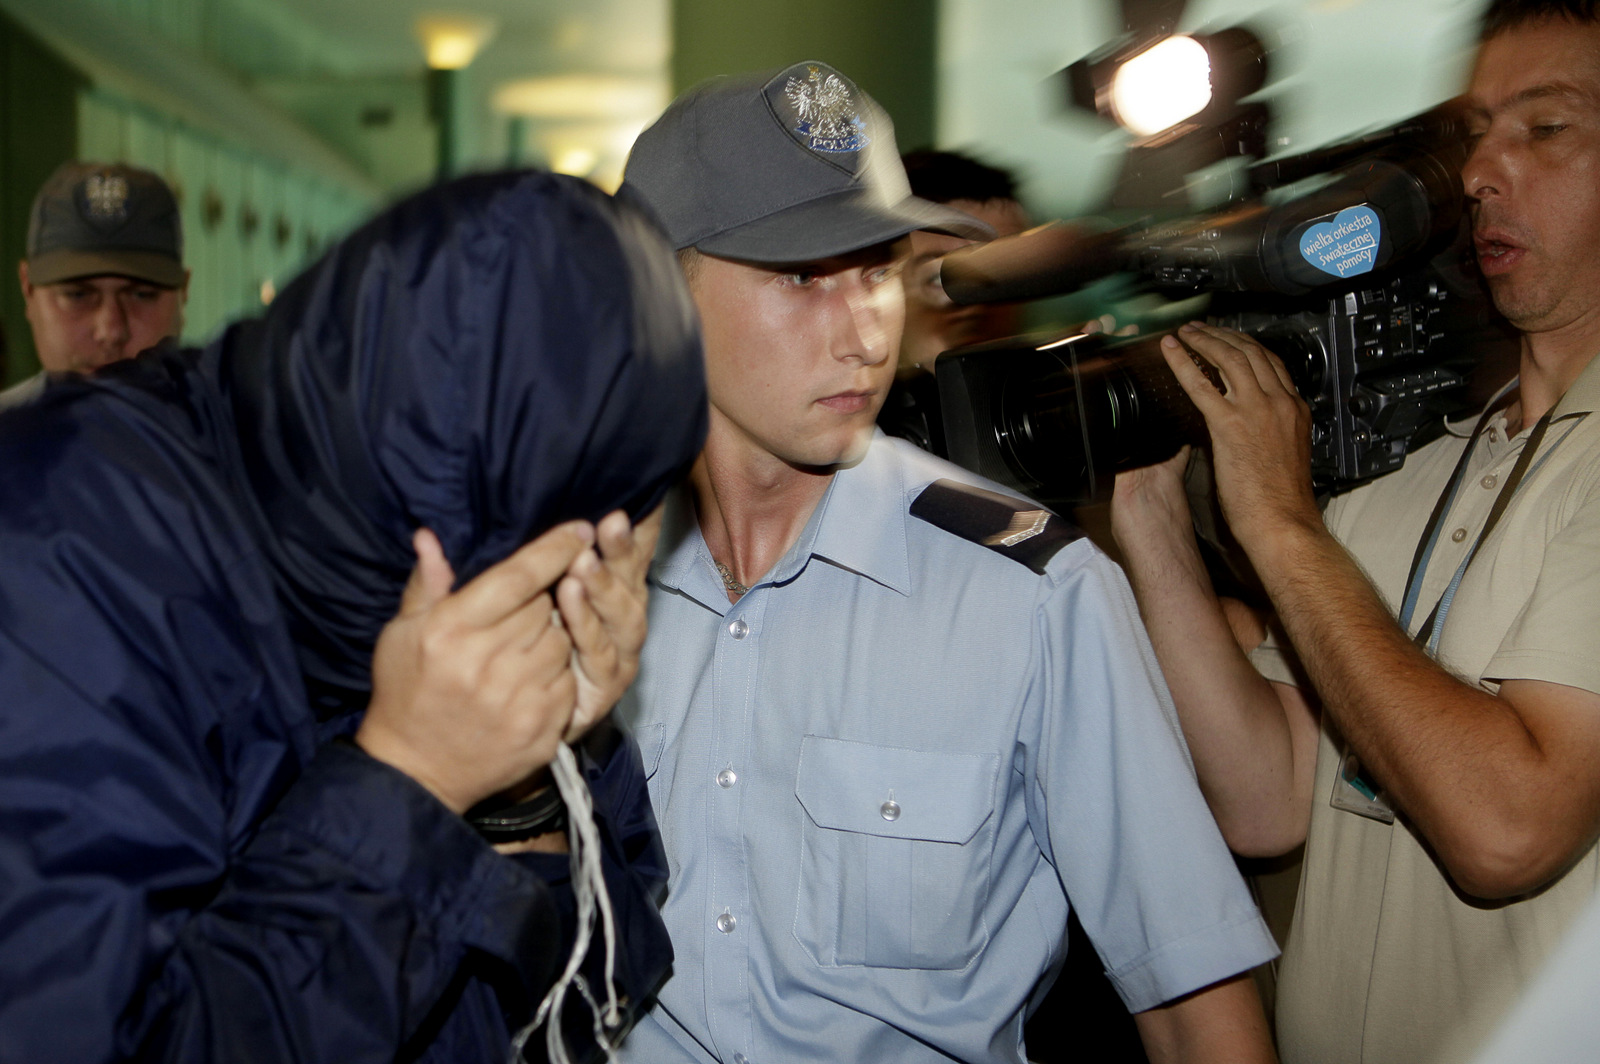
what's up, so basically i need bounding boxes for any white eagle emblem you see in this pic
[783,66,867,153]
[83,172,130,223]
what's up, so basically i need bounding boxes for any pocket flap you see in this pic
[795,736,999,844]
[632,721,666,778]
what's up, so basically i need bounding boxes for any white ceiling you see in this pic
[263,0,672,188]
[268,0,670,77]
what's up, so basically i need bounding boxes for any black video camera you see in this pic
[927,106,1506,508]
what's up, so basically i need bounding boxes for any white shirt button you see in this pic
[1481,474,1498,489]
[1451,527,1468,543]
[880,799,901,821]
[717,767,738,788]
[716,910,737,934]
[734,1055,750,1064]
[729,618,749,639]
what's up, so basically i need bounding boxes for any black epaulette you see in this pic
[909,479,1083,574]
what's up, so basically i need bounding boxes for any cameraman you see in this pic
[1112,2,1600,1062]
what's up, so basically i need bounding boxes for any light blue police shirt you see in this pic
[616,435,1276,1064]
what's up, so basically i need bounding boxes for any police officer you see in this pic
[19,162,189,375]
[616,60,1279,1064]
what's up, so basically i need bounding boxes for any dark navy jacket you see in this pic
[0,172,705,1062]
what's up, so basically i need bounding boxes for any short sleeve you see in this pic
[1485,491,1600,693]
[1029,548,1278,1013]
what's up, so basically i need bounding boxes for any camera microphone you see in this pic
[937,142,1464,306]
[1126,146,1465,295]
[938,221,1128,305]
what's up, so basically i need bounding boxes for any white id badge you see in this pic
[1330,743,1395,823]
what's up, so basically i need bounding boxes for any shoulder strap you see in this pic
[1409,410,1553,647]
[909,478,1083,574]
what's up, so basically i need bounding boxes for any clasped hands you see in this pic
[356,509,662,816]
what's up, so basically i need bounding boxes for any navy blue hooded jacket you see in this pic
[0,171,705,1062]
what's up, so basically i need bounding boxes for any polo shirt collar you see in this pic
[1447,350,1600,441]
[1551,348,1600,420]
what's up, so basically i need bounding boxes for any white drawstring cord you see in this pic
[509,742,621,1064]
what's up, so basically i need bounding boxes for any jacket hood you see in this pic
[213,171,707,694]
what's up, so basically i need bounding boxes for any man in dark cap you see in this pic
[0,171,705,1061]
[18,162,189,375]
[616,61,1278,1064]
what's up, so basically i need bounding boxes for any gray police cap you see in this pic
[621,61,992,263]
[27,162,185,288]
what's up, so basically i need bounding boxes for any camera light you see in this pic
[1109,35,1213,137]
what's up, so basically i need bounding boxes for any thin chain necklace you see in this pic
[714,560,750,597]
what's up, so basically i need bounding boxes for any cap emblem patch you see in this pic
[783,65,868,154]
[82,172,130,225]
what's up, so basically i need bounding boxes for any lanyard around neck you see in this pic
[1398,402,1553,648]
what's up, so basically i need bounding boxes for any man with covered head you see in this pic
[615,61,1278,1064]
[0,171,706,1061]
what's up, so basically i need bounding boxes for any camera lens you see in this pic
[986,334,1207,503]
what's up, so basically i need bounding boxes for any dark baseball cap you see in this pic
[621,61,993,264]
[26,162,185,288]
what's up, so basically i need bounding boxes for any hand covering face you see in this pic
[217,171,708,694]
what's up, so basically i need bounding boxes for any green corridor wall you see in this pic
[0,13,83,384]
[671,0,936,154]
[0,0,379,383]
[77,90,370,352]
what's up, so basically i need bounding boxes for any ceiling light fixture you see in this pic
[492,76,665,120]
[416,14,498,70]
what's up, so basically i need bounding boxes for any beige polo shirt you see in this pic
[1252,353,1600,1064]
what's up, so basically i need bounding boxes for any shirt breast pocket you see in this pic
[792,735,1000,971]
[632,721,666,779]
